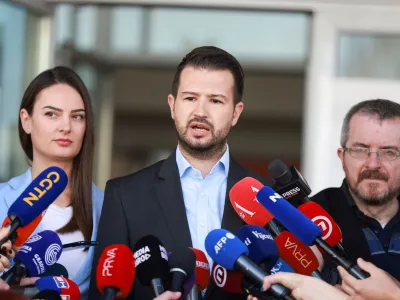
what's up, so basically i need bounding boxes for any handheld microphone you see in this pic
[1,230,62,286]
[205,229,294,300]
[133,235,169,297]
[190,248,210,292]
[229,177,282,236]
[270,259,295,274]
[298,201,342,247]
[256,186,369,279]
[40,263,68,278]
[2,211,45,248]
[31,289,62,300]
[275,231,319,276]
[21,276,80,299]
[168,248,196,293]
[236,225,279,272]
[1,167,68,248]
[211,262,244,294]
[268,160,311,205]
[96,244,135,300]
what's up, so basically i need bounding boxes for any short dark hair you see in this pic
[171,46,244,104]
[341,99,400,147]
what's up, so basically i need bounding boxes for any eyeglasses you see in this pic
[343,147,400,161]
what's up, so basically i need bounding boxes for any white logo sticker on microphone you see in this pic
[312,216,332,240]
[213,265,227,287]
[61,296,71,300]
[45,243,61,265]
[25,235,42,244]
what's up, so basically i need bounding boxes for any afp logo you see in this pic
[54,276,70,289]
[213,265,227,287]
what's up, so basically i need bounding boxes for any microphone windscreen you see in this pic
[133,235,169,286]
[32,289,62,300]
[8,167,68,226]
[190,248,210,291]
[182,271,196,299]
[205,229,248,270]
[2,211,45,247]
[256,186,322,245]
[298,202,342,247]
[211,262,244,294]
[236,225,279,270]
[35,276,80,300]
[41,263,68,278]
[268,159,291,184]
[229,177,273,227]
[17,230,62,276]
[275,231,319,275]
[270,258,295,274]
[96,244,135,298]
[169,248,196,279]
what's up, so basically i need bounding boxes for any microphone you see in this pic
[270,259,295,274]
[21,276,80,299]
[133,235,169,297]
[31,290,62,300]
[41,263,68,278]
[229,177,282,236]
[190,248,210,292]
[1,230,62,286]
[236,225,279,272]
[1,166,68,248]
[268,159,311,205]
[168,248,196,293]
[298,201,342,247]
[96,244,135,300]
[275,231,320,276]
[1,212,45,248]
[205,229,294,300]
[211,262,244,294]
[256,186,369,279]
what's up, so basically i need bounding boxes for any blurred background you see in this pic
[1,0,400,194]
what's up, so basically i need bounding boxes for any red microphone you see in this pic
[275,231,319,276]
[211,262,244,294]
[298,202,342,247]
[229,177,274,227]
[190,248,210,292]
[96,244,136,300]
[2,210,45,247]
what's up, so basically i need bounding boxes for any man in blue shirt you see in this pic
[90,46,271,300]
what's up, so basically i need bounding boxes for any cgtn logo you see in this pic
[23,171,61,207]
[213,265,227,287]
[214,232,235,254]
[54,276,70,289]
[102,247,117,276]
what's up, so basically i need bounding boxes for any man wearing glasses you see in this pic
[312,99,400,282]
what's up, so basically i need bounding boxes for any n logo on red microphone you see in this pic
[213,265,227,287]
[312,216,332,240]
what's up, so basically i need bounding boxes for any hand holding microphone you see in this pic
[153,291,182,300]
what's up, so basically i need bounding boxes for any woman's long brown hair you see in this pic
[18,66,94,241]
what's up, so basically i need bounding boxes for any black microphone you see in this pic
[168,248,196,293]
[268,159,311,206]
[32,290,62,300]
[133,235,169,297]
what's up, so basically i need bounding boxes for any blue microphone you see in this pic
[205,229,294,300]
[270,259,295,274]
[1,167,68,248]
[1,230,62,286]
[236,225,279,271]
[256,186,369,280]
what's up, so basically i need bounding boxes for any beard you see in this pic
[345,167,399,206]
[175,117,231,160]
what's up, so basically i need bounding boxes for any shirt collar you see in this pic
[175,145,230,178]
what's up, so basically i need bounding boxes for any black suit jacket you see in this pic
[88,152,271,300]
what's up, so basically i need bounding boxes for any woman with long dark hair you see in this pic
[0,66,104,298]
